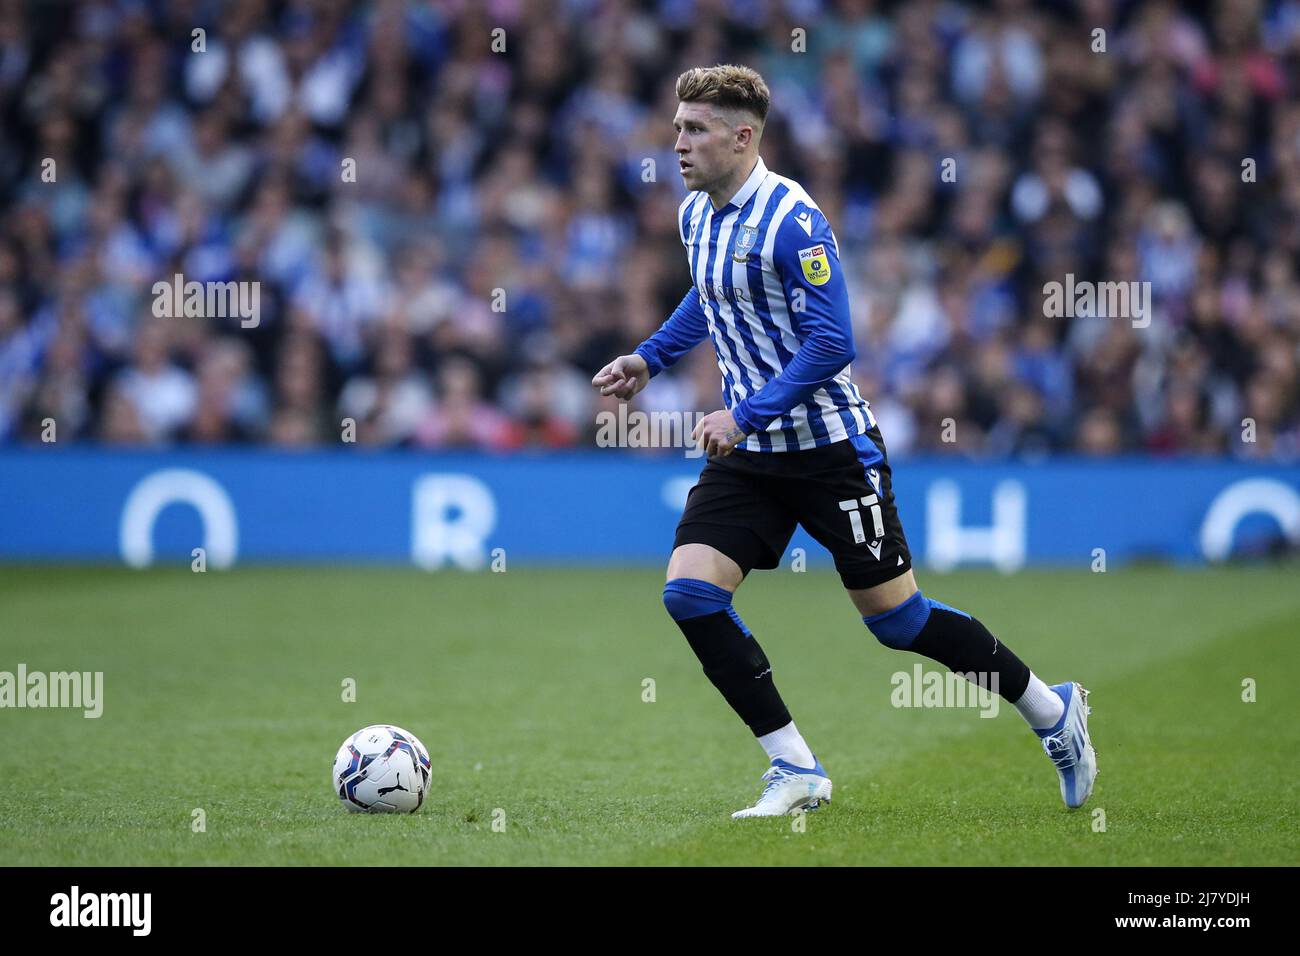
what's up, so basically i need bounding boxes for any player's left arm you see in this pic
[727,205,856,437]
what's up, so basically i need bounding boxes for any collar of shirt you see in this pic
[716,157,768,212]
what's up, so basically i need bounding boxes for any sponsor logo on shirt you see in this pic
[798,244,831,286]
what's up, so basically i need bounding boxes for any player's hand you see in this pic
[692,409,747,457]
[592,354,649,400]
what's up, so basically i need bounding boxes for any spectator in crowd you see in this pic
[0,0,1295,461]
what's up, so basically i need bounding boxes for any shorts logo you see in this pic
[733,225,759,262]
[799,245,831,286]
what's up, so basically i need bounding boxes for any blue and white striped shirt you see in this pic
[635,157,875,452]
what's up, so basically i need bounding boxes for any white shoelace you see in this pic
[758,765,803,798]
[1042,726,1078,768]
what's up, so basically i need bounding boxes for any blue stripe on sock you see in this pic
[926,597,971,620]
[725,606,752,638]
[663,579,749,635]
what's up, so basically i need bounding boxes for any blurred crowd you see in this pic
[1,0,1299,458]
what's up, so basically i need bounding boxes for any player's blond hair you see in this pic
[675,64,770,127]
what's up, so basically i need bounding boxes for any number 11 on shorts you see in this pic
[839,496,884,544]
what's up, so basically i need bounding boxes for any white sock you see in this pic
[1015,673,1065,730]
[757,721,816,768]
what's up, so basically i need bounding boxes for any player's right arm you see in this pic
[633,286,709,377]
[591,286,709,400]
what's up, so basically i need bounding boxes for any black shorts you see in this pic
[673,424,912,590]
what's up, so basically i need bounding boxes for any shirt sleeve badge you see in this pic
[798,244,831,286]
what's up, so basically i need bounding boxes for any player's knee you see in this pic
[662,577,734,622]
[863,590,933,650]
[667,544,744,591]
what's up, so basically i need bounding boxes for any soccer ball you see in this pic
[332,724,431,813]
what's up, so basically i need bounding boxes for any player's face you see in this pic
[673,102,742,193]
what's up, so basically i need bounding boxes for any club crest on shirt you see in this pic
[732,225,759,262]
[798,244,831,285]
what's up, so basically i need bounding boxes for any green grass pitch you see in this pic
[0,563,1296,866]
